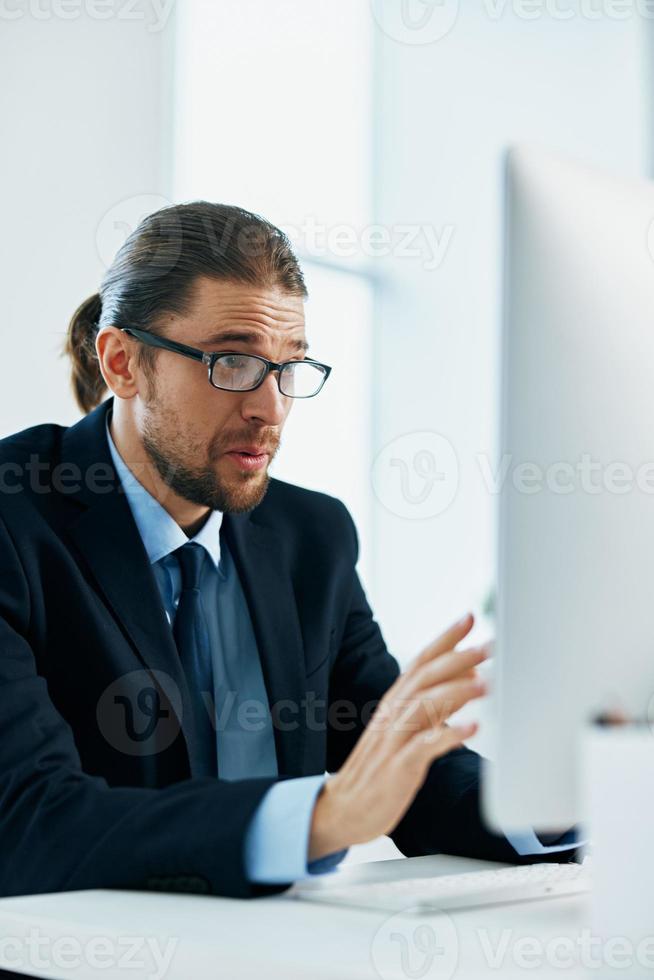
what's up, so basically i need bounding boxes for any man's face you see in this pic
[137,276,307,514]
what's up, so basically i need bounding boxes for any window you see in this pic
[172,0,375,586]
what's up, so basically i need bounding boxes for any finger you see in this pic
[397,721,479,774]
[402,644,489,696]
[425,676,489,722]
[392,644,488,713]
[409,612,475,671]
[422,720,478,748]
[391,677,487,741]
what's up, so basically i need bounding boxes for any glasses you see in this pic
[120,327,332,398]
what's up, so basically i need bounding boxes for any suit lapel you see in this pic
[223,512,307,777]
[60,399,201,770]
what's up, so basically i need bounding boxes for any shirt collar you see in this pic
[105,410,222,568]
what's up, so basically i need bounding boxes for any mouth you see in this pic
[223,447,270,472]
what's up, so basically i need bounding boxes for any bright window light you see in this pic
[171,0,375,587]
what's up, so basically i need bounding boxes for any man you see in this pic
[0,202,577,899]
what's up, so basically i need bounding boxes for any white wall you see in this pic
[370,6,650,664]
[0,2,174,436]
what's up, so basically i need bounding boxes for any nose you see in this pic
[240,371,289,427]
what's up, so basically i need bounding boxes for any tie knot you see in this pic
[174,542,206,592]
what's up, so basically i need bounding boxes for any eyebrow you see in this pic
[200,329,309,354]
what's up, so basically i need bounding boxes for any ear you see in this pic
[96,326,143,398]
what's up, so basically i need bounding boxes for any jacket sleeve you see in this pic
[390,746,580,864]
[325,507,581,866]
[0,515,283,899]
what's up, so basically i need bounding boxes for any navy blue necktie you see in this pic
[172,542,217,778]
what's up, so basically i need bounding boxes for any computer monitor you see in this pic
[483,145,654,832]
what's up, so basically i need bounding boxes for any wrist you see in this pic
[308,776,351,862]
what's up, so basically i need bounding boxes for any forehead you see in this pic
[178,275,306,341]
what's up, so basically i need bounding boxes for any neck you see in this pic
[109,399,211,536]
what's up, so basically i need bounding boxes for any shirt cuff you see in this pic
[503,826,589,856]
[243,774,349,884]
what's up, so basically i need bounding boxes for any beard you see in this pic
[140,390,280,515]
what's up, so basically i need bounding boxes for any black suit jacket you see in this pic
[0,397,570,900]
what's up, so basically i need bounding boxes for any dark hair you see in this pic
[63,202,308,414]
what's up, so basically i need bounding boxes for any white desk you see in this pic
[0,855,598,980]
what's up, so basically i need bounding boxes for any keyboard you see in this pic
[294,860,591,914]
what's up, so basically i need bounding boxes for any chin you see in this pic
[220,471,270,514]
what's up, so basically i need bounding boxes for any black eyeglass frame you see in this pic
[120,327,332,398]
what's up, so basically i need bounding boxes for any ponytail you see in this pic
[63,293,107,415]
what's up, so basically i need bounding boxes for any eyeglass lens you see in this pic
[211,354,326,397]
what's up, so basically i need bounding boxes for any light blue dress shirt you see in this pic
[105,412,345,883]
[504,827,584,856]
